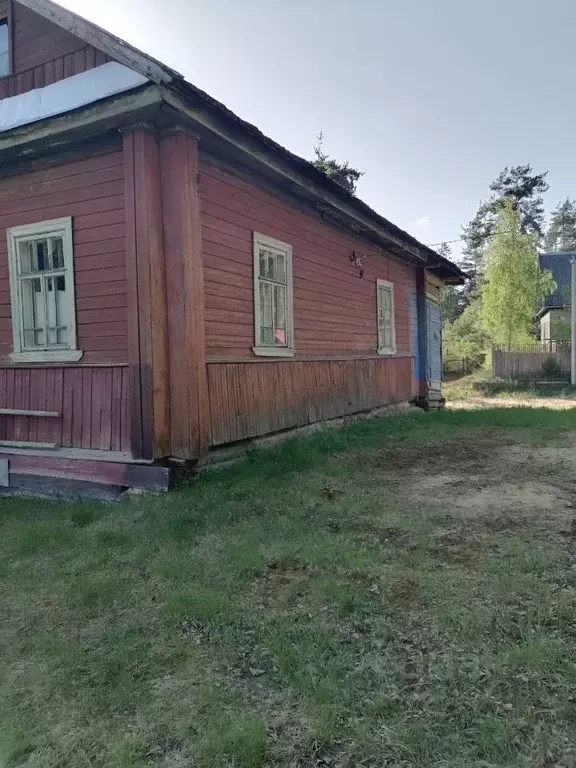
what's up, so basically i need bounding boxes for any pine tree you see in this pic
[461,164,549,291]
[489,164,548,236]
[312,132,364,195]
[544,198,576,251]
[438,242,466,324]
[482,201,555,346]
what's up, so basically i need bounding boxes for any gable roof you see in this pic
[17,0,182,84]
[13,0,466,282]
[539,252,573,312]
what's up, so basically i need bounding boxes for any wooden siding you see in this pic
[0,364,130,450]
[199,157,416,361]
[425,271,443,303]
[0,144,128,363]
[160,130,209,458]
[0,2,107,99]
[208,356,413,446]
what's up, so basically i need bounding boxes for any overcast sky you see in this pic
[61,0,576,260]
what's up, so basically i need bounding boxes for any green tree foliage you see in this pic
[312,132,364,195]
[461,164,549,291]
[437,242,466,325]
[481,201,555,346]
[442,297,489,364]
[544,198,576,251]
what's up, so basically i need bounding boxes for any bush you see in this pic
[540,356,564,380]
[443,298,490,365]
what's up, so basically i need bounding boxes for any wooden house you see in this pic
[0,0,465,496]
[538,252,573,342]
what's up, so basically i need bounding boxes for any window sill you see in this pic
[10,349,84,364]
[252,346,295,358]
[377,348,397,357]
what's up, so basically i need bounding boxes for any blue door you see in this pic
[426,300,442,387]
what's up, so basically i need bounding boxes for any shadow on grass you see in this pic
[472,379,576,398]
[187,405,576,490]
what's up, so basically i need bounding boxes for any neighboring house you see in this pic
[538,252,573,341]
[0,0,465,495]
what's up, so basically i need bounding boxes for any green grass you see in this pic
[444,368,576,401]
[3,407,576,766]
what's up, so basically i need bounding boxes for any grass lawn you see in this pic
[3,407,576,767]
[444,369,576,408]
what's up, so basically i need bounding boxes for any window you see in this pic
[7,217,82,362]
[253,232,294,357]
[0,17,9,78]
[376,279,396,355]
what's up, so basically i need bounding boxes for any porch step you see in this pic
[0,474,124,501]
[0,454,171,498]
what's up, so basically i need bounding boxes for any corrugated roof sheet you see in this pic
[539,252,574,309]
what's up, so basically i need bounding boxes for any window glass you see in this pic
[0,17,9,78]
[377,281,396,354]
[7,219,79,360]
[256,242,290,347]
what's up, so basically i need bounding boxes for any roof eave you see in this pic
[163,82,469,275]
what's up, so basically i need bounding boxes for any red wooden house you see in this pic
[0,0,465,496]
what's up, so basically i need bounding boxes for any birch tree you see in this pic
[482,201,555,346]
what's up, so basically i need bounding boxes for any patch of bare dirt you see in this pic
[506,442,576,474]
[449,396,576,410]
[411,475,564,516]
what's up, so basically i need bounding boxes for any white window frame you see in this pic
[253,232,294,358]
[376,278,397,355]
[6,217,83,363]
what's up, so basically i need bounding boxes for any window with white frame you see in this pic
[253,232,294,357]
[7,217,82,362]
[376,279,396,355]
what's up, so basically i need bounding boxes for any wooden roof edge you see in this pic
[15,0,183,84]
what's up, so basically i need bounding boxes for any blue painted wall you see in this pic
[427,300,442,382]
[410,293,420,384]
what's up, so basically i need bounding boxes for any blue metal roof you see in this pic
[539,252,574,311]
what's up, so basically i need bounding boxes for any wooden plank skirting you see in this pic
[1,453,170,491]
[207,356,414,446]
[0,365,130,451]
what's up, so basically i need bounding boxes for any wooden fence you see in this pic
[492,343,571,379]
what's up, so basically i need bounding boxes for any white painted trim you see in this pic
[10,350,83,363]
[252,347,295,358]
[6,216,82,361]
[253,231,294,356]
[0,408,60,417]
[0,62,148,134]
[0,440,58,449]
[376,278,397,356]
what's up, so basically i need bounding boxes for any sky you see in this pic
[60,0,576,261]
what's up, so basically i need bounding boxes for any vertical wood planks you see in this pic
[0,365,129,450]
[207,357,413,446]
[123,127,170,460]
[160,129,209,459]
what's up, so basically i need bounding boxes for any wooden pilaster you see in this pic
[123,125,170,460]
[160,128,208,458]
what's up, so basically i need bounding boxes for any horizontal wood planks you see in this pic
[207,356,413,446]
[0,3,106,98]
[0,145,127,363]
[199,157,417,361]
[0,365,130,451]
